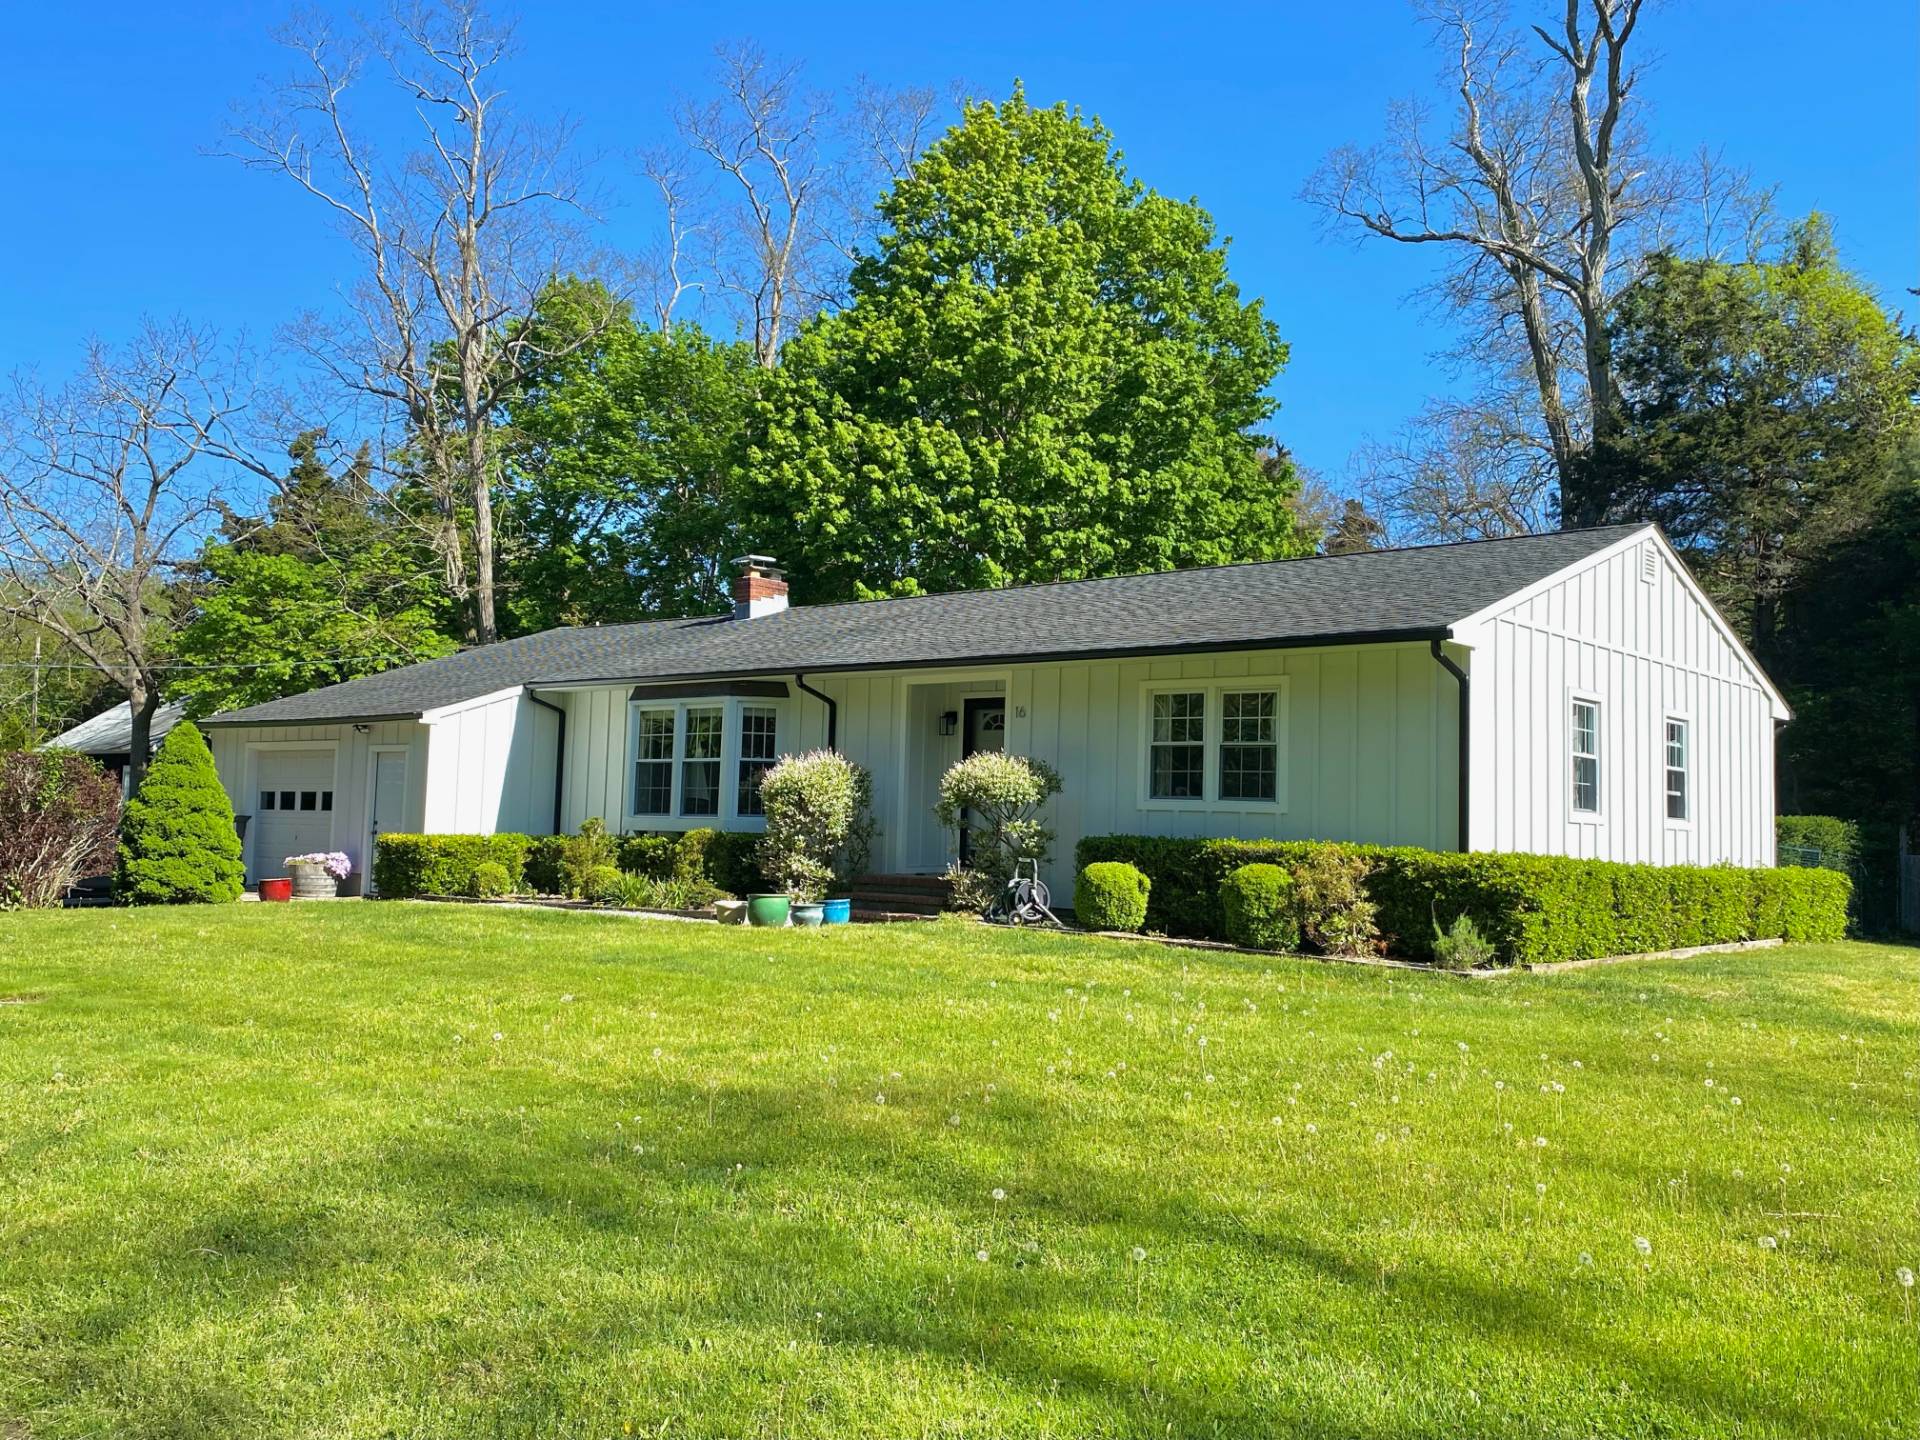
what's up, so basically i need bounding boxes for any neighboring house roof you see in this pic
[43,700,187,756]
[202,524,1651,728]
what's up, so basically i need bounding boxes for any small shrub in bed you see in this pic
[934,752,1061,893]
[580,864,626,906]
[1291,845,1380,956]
[468,862,511,899]
[704,830,763,897]
[1221,864,1299,951]
[1075,861,1150,932]
[1430,912,1496,970]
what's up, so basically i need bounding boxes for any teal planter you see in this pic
[791,902,826,928]
[821,898,851,925]
[747,893,791,927]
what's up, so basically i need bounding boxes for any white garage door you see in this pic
[253,750,337,878]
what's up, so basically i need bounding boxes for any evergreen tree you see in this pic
[749,86,1305,601]
[115,720,245,904]
[172,435,457,715]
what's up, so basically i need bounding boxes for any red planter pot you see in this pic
[259,877,293,903]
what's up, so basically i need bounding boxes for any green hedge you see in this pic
[1075,834,1850,966]
[371,833,530,899]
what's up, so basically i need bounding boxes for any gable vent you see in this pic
[1640,543,1657,584]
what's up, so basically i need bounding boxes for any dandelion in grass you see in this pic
[1578,1251,1594,1267]
[1759,1235,1778,1250]
[492,1032,503,1042]
[976,1249,990,1263]
[1899,1267,1915,1288]
[949,1114,961,1128]
[992,1188,1006,1202]
[875,1093,886,1105]
[1634,1236,1653,1258]
[1534,1136,1548,1148]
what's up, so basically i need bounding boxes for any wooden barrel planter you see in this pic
[287,862,339,900]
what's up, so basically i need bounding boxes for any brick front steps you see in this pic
[849,873,952,921]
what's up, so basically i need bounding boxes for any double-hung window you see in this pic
[1144,682,1287,807]
[633,708,676,816]
[1664,717,1690,822]
[680,707,724,816]
[1219,691,1278,801]
[1570,697,1601,815]
[736,706,778,816]
[1148,691,1206,799]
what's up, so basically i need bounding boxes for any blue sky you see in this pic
[0,1,1912,483]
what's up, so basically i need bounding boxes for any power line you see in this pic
[0,653,447,674]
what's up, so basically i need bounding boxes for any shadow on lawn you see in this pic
[105,1068,1818,1437]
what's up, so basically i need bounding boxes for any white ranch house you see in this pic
[200,523,1789,896]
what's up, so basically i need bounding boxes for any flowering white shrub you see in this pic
[756,750,874,901]
[934,752,1062,888]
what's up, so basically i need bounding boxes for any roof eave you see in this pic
[529,626,1456,690]
[197,709,425,730]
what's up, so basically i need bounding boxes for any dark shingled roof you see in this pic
[203,524,1648,727]
[44,700,187,756]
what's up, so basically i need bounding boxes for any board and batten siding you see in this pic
[805,642,1459,885]
[541,642,1457,886]
[418,688,560,836]
[1455,531,1784,866]
[206,718,429,892]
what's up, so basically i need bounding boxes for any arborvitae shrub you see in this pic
[115,721,244,904]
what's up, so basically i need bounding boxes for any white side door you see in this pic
[367,749,409,895]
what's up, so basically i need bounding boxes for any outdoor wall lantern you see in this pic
[938,710,958,736]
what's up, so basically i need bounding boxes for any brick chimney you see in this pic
[730,554,789,620]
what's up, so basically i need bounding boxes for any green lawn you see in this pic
[1,906,1913,1439]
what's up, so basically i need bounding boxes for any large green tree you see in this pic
[747,87,1305,601]
[496,281,762,631]
[1581,218,1920,658]
[171,435,457,716]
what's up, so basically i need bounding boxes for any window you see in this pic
[680,707,723,816]
[1148,691,1206,799]
[280,790,296,811]
[1571,698,1601,814]
[321,790,333,811]
[1664,718,1690,822]
[737,706,778,816]
[1219,691,1278,801]
[259,791,276,811]
[632,708,675,815]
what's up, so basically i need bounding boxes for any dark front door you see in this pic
[959,697,1006,865]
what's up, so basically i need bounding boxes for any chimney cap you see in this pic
[731,553,783,574]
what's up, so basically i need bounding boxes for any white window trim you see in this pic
[623,696,788,833]
[1568,690,1604,824]
[1662,711,1693,829]
[1136,678,1290,813]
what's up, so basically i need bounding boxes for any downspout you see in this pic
[1429,638,1470,853]
[793,672,837,750]
[525,690,567,834]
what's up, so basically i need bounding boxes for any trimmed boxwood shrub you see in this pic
[468,861,512,898]
[1075,861,1150,932]
[1075,833,1851,966]
[371,833,530,898]
[115,722,244,904]
[1221,864,1300,951]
